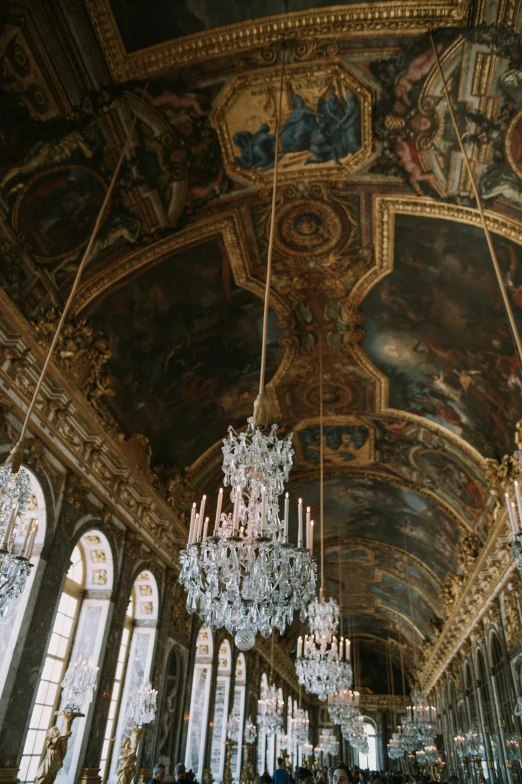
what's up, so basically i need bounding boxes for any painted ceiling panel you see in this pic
[88,239,283,466]
[361,214,522,460]
[289,475,461,582]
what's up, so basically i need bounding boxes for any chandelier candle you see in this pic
[298,498,303,547]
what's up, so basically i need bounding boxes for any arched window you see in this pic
[258,674,268,775]
[210,639,232,781]
[105,570,159,783]
[0,466,47,701]
[231,653,246,781]
[19,529,114,784]
[186,627,214,781]
[359,720,377,771]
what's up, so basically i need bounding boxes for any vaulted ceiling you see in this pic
[1,0,521,691]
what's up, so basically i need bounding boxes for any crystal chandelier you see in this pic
[402,689,437,744]
[307,594,340,644]
[295,349,352,699]
[454,730,484,762]
[341,713,368,754]
[0,465,35,616]
[319,728,339,757]
[244,716,257,744]
[61,654,99,713]
[177,47,317,651]
[388,734,404,760]
[296,615,352,701]
[227,706,242,742]
[128,681,158,728]
[292,705,310,745]
[179,421,317,650]
[257,682,284,736]
[328,688,360,726]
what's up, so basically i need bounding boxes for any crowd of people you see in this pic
[145,758,459,784]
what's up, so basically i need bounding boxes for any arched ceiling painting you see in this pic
[2,0,521,691]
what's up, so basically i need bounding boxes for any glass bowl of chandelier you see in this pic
[179,419,317,650]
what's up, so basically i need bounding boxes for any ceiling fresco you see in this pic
[2,0,521,688]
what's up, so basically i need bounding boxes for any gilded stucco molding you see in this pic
[85,0,472,80]
[419,508,515,692]
[0,287,186,568]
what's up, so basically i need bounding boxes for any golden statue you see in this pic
[34,726,72,784]
[116,737,138,784]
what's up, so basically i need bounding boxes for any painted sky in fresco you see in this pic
[361,215,522,459]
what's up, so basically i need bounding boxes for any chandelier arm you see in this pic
[6,83,151,472]
[254,44,287,426]
[429,34,522,368]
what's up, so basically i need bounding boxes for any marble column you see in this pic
[0,509,78,780]
[202,632,222,781]
[77,545,143,784]
[140,571,177,773]
[179,621,201,765]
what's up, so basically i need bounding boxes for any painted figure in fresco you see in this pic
[334,91,361,155]
[393,43,443,111]
[0,130,96,196]
[280,94,321,154]
[34,726,72,784]
[145,88,209,117]
[395,136,437,196]
[233,124,276,171]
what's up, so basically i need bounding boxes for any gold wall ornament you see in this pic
[213,61,374,187]
[223,740,234,784]
[115,736,137,784]
[34,711,82,784]
[85,0,472,79]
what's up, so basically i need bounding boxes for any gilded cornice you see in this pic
[419,508,514,691]
[0,287,185,568]
[85,0,472,79]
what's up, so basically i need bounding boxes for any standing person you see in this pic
[296,768,314,784]
[274,758,291,784]
[333,764,355,784]
[149,764,166,783]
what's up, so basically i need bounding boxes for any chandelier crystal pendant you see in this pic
[179,419,317,650]
[257,682,284,736]
[0,465,36,616]
[128,681,158,729]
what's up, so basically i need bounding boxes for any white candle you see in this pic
[306,506,311,549]
[284,492,289,539]
[297,636,303,658]
[233,488,240,532]
[346,639,351,662]
[21,518,32,556]
[507,495,519,536]
[195,513,201,541]
[298,499,303,547]
[261,487,267,535]
[189,502,197,543]
[214,488,223,535]
[27,521,38,559]
[199,495,207,529]
[310,520,314,554]
[202,516,209,542]
[354,690,359,706]
[1,503,18,550]
[514,482,522,533]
